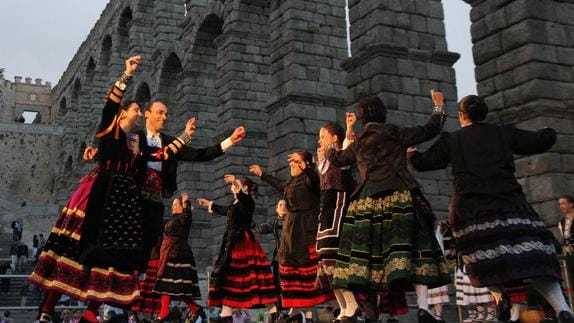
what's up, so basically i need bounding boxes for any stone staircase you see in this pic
[0,229,41,322]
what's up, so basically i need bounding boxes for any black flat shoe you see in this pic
[559,311,574,323]
[286,312,304,323]
[417,309,438,323]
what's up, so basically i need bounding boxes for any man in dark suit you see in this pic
[84,100,246,262]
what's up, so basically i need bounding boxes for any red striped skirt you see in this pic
[131,259,161,313]
[280,245,335,308]
[208,231,278,308]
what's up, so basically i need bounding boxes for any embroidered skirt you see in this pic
[30,170,144,305]
[332,184,450,292]
[428,285,450,305]
[153,254,201,298]
[316,190,349,290]
[451,204,562,288]
[208,231,278,308]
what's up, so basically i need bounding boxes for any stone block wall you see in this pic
[0,123,63,210]
[465,0,574,227]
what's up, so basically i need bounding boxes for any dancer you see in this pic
[30,55,196,323]
[326,93,450,323]
[410,95,574,323]
[198,175,278,322]
[152,192,201,321]
[559,195,574,253]
[250,152,334,323]
[254,199,287,311]
[427,221,454,323]
[316,119,358,321]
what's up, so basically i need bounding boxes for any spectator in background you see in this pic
[32,235,39,261]
[1,262,12,292]
[1,310,15,323]
[16,242,28,272]
[60,310,73,323]
[14,218,23,241]
[38,233,46,249]
[72,310,82,323]
[9,242,18,272]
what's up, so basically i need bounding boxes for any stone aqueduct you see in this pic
[46,0,574,267]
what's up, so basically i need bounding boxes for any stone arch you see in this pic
[70,79,82,113]
[85,57,96,81]
[180,13,224,141]
[99,35,113,72]
[117,6,133,53]
[157,52,184,131]
[57,97,67,120]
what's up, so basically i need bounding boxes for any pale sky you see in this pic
[0,1,476,98]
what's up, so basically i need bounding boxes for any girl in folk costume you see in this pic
[253,199,287,310]
[153,192,202,321]
[427,221,454,323]
[30,56,198,323]
[316,119,358,321]
[326,93,451,323]
[250,152,335,323]
[198,175,278,322]
[410,95,574,323]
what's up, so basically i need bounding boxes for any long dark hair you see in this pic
[321,122,345,145]
[357,95,387,126]
[238,177,260,199]
[561,195,574,205]
[293,150,316,169]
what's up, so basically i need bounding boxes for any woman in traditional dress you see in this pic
[250,152,334,323]
[316,120,358,321]
[409,95,574,323]
[326,93,450,323]
[30,56,197,323]
[198,175,278,322]
[152,192,201,321]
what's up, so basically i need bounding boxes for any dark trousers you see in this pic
[141,199,165,266]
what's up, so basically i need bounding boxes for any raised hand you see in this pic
[185,117,196,137]
[346,112,357,129]
[83,146,98,161]
[224,174,236,184]
[431,89,445,107]
[197,198,210,208]
[124,55,142,76]
[181,192,189,207]
[249,165,263,177]
[288,154,307,170]
[230,126,246,144]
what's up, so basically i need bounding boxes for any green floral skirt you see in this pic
[332,184,450,292]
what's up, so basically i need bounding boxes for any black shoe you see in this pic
[286,312,304,323]
[417,309,438,323]
[508,320,520,323]
[559,311,574,323]
[496,294,511,322]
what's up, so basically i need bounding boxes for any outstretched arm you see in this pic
[398,90,446,147]
[177,126,246,161]
[250,164,288,192]
[409,132,451,172]
[96,55,141,138]
[512,127,557,155]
